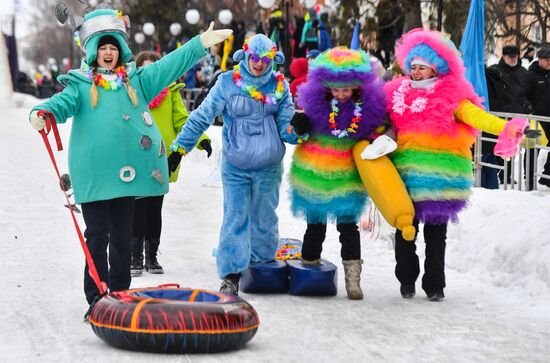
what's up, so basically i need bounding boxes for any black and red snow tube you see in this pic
[89,284,259,353]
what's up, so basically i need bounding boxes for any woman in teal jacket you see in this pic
[131,51,212,276]
[28,7,230,320]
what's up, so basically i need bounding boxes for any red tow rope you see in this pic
[37,111,107,295]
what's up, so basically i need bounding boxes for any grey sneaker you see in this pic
[220,274,240,296]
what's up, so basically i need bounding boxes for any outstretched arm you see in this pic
[139,36,207,102]
[171,77,228,154]
[140,24,232,102]
[30,81,80,126]
[454,100,508,135]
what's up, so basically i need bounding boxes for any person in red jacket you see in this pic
[289,57,308,98]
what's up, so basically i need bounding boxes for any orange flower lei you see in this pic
[88,66,127,91]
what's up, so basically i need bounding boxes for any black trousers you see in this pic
[132,195,164,241]
[301,222,361,261]
[81,197,135,304]
[394,219,447,294]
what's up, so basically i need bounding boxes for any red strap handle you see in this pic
[37,111,106,295]
[157,283,181,289]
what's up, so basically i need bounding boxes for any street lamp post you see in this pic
[142,22,157,53]
[134,32,145,53]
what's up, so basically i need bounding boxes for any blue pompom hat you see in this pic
[232,34,285,76]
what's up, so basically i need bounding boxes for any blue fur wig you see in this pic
[403,43,450,75]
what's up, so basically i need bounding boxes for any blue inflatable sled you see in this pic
[240,238,337,296]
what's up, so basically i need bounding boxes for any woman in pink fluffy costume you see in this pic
[370,29,536,301]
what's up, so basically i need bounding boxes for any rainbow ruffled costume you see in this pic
[291,47,386,223]
[386,30,515,224]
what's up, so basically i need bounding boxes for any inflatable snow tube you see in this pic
[89,285,259,353]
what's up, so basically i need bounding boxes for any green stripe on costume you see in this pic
[392,149,472,176]
[290,164,364,194]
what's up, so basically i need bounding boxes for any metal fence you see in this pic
[180,88,206,111]
[474,112,550,191]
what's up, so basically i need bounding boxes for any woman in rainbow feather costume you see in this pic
[289,47,387,299]
[380,29,529,301]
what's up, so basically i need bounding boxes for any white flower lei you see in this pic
[392,79,435,115]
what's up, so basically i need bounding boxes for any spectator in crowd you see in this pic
[485,45,530,189]
[300,10,319,52]
[317,13,332,52]
[289,57,308,98]
[519,44,550,188]
[130,51,212,276]
[293,16,307,58]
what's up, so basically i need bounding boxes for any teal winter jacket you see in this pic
[31,36,207,203]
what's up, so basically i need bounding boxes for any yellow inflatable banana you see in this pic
[220,34,234,72]
[352,140,416,241]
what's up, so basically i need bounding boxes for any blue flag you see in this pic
[459,0,489,109]
[350,21,360,50]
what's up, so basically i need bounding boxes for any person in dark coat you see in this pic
[484,45,529,189]
[518,44,550,188]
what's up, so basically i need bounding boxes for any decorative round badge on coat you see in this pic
[122,114,131,121]
[119,166,136,182]
[142,111,154,126]
[140,135,152,149]
[151,169,165,185]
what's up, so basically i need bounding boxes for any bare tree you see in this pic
[486,0,550,49]
[402,0,422,32]
[21,0,86,69]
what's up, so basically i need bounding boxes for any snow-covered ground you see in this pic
[1,92,549,362]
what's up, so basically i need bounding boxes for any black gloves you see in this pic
[290,111,311,135]
[199,139,212,158]
[524,103,534,114]
[523,126,542,139]
[167,152,183,175]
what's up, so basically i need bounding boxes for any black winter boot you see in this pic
[130,237,144,276]
[144,239,164,274]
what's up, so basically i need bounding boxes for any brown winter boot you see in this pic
[342,259,364,300]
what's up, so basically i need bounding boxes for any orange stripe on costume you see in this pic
[397,127,475,158]
[294,144,355,172]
